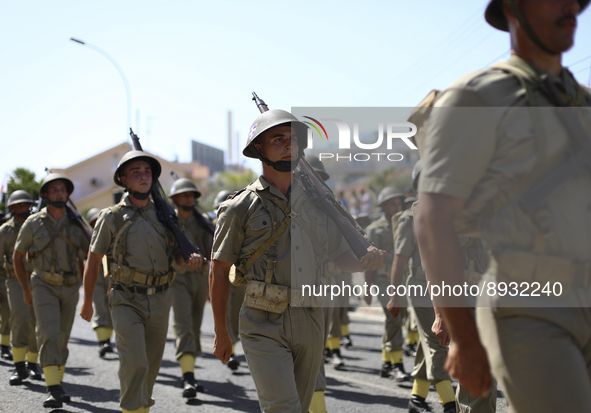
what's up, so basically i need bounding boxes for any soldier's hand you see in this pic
[386,295,401,318]
[79,300,94,322]
[432,314,450,346]
[23,289,33,307]
[185,253,204,269]
[446,339,491,399]
[360,246,386,271]
[213,331,233,364]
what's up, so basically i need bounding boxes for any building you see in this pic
[191,140,225,176]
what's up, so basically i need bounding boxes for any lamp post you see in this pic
[70,38,132,143]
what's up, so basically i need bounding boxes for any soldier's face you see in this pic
[44,181,68,203]
[254,125,299,163]
[10,202,33,216]
[121,160,152,193]
[172,192,195,207]
[512,0,580,52]
[381,197,403,217]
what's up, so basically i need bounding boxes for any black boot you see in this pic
[408,395,433,413]
[43,385,63,409]
[58,384,71,403]
[0,345,13,361]
[404,343,418,358]
[340,335,353,348]
[392,363,412,382]
[380,361,393,378]
[443,401,457,413]
[227,354,240,371]
[181,372,200,398]
[9,362,29,385]
[98,340,114,357]
[327,349,344,369]
[27,362,43,380]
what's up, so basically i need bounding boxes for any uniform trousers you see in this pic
[171,272,208,359]
[407,277,450,383]
[477,305,591,413]
[241,304,324,413]
[110,287,172,410]
[375,274,404,353]
[31,275,79,367]
[0,276,11,337]
[6,278,37,352]
[92,273,113,331]
[315,302,334,393]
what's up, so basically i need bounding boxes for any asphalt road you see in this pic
[0,292,509,413]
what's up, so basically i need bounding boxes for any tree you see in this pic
[0,167,42,212]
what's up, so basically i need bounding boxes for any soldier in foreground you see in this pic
[80,151,203,413]
[210,109,385,413]
[416,1,591,411]
[13,174,89,408]
[86,208,115,358]
[364,186,410,381]
[0,190,41,385]
[169,178,212,397]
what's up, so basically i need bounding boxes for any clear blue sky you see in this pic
[2,0,590,182]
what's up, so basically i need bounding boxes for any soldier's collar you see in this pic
[253,175,290,202]
[122,193,155,211]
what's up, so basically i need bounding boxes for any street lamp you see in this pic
[70,38,132,143]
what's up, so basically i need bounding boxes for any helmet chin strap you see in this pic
[15,212,31,219]
[128,190,151,200]
[179,205,194,212]
[260,152,302,172]
[47,200,67,208]
[504,0,559,55]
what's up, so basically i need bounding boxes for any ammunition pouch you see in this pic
[110,263,174,287]
[35,269,79,287]
[245,280,289,314]
[495,250,591,293]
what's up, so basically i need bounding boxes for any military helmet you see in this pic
[305,155,329,181]
[169,178,201,199]
[113,151,162,187]
[412,160,422,191]
[243,109,308,159]
[7,190,34,208]
[213,190,233,209]
[377,187,404,207]
[485,0,590,31]
[86,207,101,225]
[41,173,74,196]
[404,196,417,206]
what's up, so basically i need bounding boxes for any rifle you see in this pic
[252,92,374,260]
[129,128,202,262]
[170,171,215,235]
[65,202,93,242]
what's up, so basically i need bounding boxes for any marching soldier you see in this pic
[13,174,89,408]
[80,151,203,413]
[213,189,244,371]
[86,208,115,357]
[169,178,213,397]
[0,238,12,362]
[387,164,456,413]
[415,1,591,411]
[0,190,41,385]
[364,186,411,381]
[210,109,386,412]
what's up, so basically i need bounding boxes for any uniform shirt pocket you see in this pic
[249,215,272,231]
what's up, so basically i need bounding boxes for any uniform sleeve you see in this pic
[394,214,415,257]
[0,225,9,260]
[419,87,500,198]
[89,209,115,256]
[14,219,34,253]
[327,218,350,262]
[211,202,245,263]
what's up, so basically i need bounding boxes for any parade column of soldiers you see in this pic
[416,1,591,413]
[209,109,386,412]
[13,174,90,409]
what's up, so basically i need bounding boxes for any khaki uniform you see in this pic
[90,195,178,411]
[14,208,89,370]
[365,215,404,355]
[394,207,449,385]
[0,218,37,356]
[171,210,212,359]
[420,55,591,412]
[212,176,349,413]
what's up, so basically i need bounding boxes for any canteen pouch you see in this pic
[229,265,248,286]
[244,280,289,314]
[39,271,64,286]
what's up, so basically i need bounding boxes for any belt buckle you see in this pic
[147,287,156,295]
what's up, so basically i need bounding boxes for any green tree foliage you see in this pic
[1,168,42,212]
[199,169,258,212]
[369,165,413,196]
